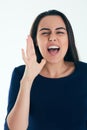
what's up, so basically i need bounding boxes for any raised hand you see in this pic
[21,35,46,81]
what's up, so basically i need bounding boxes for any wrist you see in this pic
[20,76,34,88]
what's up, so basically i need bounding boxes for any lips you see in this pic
[47,45,60,56]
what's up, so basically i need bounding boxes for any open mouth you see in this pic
[47,45,60,55]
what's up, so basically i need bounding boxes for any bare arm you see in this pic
[7,36,46,130]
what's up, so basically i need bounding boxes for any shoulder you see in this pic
[12,64,25,80]
[76,61,87,75]
[77,61,87,69]
[14,64,25,73]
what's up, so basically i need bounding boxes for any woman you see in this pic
[4,10,87,130]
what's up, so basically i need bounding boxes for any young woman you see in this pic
[4,10,87,130]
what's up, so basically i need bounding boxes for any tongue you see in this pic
[48,49,58,55]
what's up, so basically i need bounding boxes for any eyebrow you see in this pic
[39,27,66,31]
[56,27,66,30]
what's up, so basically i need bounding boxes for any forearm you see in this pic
[7,77,33,130]
[6,35,46,130]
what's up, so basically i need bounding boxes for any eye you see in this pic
[41,32,50,35]
[56,31,65,34]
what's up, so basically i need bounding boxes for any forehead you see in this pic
[38,15,66,29]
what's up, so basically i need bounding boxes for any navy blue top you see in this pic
[4,61,87,130]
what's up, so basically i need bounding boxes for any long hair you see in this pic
[30,9,79,63]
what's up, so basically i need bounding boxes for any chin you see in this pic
[47,59,61,64]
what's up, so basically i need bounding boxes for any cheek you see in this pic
[37,40,46,54]
[61,39,69,52]
[63,36,68,46]
[64,40,68,48]
[37,35,43,46]
[39,44,46,54]
[37,37,46,49]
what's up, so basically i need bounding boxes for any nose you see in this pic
[48,34,57,42]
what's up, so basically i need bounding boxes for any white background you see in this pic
[0,0,87,129]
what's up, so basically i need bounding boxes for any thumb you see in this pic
[39,59,46,69]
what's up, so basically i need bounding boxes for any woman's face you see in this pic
[36,15,68,64]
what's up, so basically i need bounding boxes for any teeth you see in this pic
[48,46,59,49]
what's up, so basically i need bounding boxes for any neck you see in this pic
[40,60,70,78]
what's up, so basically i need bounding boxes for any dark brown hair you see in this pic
[30,9,79,63]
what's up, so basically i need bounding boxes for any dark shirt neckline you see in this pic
[38,62,79,81]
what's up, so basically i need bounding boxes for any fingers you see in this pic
[26,35,36,58]
[21,35,37,65]
[21,48,28,65]
[39,59,46,69]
